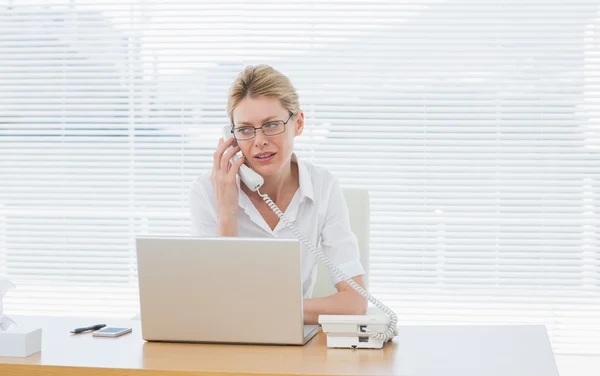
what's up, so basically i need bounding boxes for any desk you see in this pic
[0,316,559,376]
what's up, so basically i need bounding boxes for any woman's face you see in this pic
[231,95,303,177]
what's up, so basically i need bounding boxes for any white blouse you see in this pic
[189,154,365,298]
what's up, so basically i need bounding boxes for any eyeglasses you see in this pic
[231,112,294,141]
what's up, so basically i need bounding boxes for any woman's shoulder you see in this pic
[298,159,339,199]
[302,158,329,174]
[303,160,335,181]
[189,173,214,199]
[188,173,219,222]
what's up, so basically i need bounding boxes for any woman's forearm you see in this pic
[303,288,368,325]
[218,215,237,236]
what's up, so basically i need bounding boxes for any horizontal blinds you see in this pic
[1,0,599,355]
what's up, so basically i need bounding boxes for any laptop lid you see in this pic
[136,236,310,345]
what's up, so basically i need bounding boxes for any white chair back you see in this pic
[311,188,370,298]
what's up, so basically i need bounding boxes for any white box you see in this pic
[0,326,42,357]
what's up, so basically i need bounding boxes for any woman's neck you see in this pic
[243,162,298,203]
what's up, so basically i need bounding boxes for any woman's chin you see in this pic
[248,162,280,176]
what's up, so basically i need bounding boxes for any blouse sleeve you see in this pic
[189,177,219,237]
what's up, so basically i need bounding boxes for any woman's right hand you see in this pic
[211,137,246,226]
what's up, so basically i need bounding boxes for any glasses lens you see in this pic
[233,127,254,140]
[263,121,285,136]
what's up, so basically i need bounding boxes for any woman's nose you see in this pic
[254,129,268,146]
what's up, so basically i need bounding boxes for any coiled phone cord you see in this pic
[258,189,398,341]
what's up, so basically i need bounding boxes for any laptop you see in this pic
[135,236,320,345]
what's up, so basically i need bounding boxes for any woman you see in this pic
[189,64,367,324]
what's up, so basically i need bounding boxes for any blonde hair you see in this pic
[227,64,299,124]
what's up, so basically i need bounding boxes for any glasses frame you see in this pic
[230,112,294,141]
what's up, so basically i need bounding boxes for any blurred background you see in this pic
[0,0,599,356]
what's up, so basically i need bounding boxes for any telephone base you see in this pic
[323,334,388,349]
[318,314,392,349]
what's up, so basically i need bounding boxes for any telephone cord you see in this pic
[258,189,397,341]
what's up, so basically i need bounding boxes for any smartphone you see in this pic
[92,327,132,337]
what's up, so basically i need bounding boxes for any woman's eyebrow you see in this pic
[237,116,278,126]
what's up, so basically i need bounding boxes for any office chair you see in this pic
[310,188,370,298]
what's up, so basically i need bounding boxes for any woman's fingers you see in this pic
[213,137,234,173]
[221,144,241,172]
[228,153,246,178]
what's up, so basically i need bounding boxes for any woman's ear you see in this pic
[295,110,304,136]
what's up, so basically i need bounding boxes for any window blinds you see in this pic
[0,0,599,355]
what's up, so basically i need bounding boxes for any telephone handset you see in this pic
[222,126,264,191]
[220,126,398,347]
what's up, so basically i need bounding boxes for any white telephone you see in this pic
[222,126,398,349]
[222,129,265,192]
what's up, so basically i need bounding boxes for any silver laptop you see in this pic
[135,236,320,345]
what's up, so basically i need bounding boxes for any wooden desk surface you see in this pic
[0,316,399,376]
[0,315,560,376]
